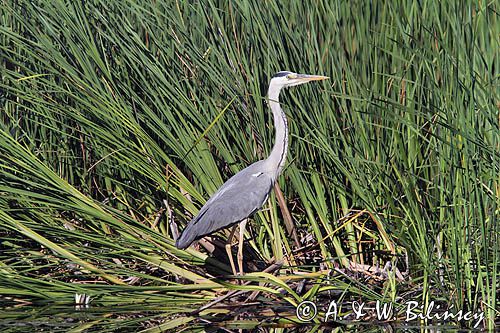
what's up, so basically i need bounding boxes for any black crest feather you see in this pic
[272,71,292,78]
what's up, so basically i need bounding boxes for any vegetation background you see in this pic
[0,0,498,331]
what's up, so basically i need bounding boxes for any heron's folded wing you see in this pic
[190,168,273,238]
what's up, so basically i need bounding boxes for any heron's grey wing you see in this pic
[175,161,273,249]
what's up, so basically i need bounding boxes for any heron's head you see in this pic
[270,71,329,89]
[268,71,328,100]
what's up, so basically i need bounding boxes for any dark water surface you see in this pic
[0,303,490,332]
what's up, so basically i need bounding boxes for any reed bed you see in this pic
[0,0,498,330]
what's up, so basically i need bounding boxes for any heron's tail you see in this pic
[175,223,198,249]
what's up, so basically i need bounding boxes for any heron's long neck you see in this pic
[266,85,288,178]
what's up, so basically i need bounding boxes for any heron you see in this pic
[175,71,328,275]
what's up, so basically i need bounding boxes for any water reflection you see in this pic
[0,303,484,333]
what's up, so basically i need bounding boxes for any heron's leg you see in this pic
[225,224,238,275]
[237,219,248,275]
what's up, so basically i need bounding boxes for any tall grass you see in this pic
[1,0,498,330]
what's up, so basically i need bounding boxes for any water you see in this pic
[0,304,490,332]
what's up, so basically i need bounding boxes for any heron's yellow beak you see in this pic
[296,74,329,82]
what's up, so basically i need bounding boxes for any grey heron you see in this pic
[176,71,328,275]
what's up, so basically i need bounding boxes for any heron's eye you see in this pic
[286,74,297,79]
